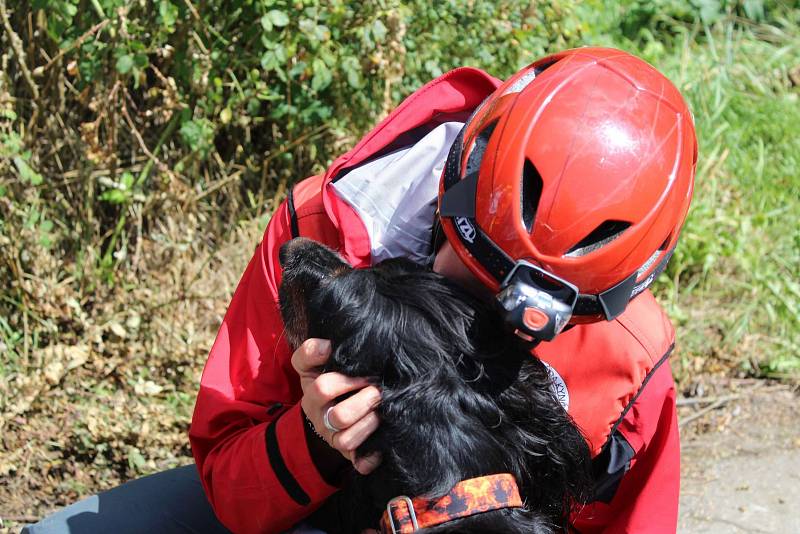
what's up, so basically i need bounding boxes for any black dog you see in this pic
[278,238,590,533]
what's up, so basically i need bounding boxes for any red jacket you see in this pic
[189,68,680,534]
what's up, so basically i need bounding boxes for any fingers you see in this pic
[353,451,382,475]
[332,410,380,453]
[292,341,384,475]
[336,411,382,475]
[325,385,381,430]
[291,338,331,376]
[300,372,376,444]
[309,373,374,407]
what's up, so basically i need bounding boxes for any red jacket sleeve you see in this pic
[189,199,338,534]
[572,359,680,533]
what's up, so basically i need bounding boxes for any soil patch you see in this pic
[679,378,800,533]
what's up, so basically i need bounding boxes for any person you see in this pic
[23,46,696,534]
[190,46,697,533]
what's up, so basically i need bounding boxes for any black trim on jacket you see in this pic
[287,187,300,238]
[589,344,674,503]
[266,416,311,506]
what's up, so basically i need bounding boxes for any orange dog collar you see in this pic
[379,473,524,533]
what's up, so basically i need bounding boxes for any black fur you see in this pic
[279,238,591,533]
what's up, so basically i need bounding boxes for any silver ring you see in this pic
[323,406,341,434]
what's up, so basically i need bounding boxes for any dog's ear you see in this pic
[278,238,352,349]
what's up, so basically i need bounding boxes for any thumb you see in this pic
[292,338,331,374]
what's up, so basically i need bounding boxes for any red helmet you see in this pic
[439,47,697,341]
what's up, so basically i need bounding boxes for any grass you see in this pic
[646,17,800,380]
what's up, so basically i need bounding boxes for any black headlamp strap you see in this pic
[440,125,516,282]
[573,247,675,320]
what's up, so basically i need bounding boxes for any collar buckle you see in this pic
[385,495,419,534]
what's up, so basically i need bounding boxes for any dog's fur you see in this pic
[278,238,591,533]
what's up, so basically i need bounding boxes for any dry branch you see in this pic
[679,395,742,427]
[0,0,40,127]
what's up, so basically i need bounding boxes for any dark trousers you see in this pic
[21,465,232,534]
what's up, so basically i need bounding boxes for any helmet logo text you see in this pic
[455,217,476,243]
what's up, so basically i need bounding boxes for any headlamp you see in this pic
[496,260,579,342]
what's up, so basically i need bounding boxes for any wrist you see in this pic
[301,406,351,486]
[301,406,327,443]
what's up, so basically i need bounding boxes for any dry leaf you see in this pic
[134,379,164,396]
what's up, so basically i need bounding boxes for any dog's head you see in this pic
[279,238,590,533]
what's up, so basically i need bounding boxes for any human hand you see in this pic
[291,338,382,474]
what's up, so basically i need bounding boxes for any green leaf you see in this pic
[120,171,135,189]
[342,57,363,89]
[260,51,280,72]
[314,24,330,42]
[274,44,287,62]
[180,118,215,156]
[25,208,40,229]
[116,54,134,74]
[743,0,764,21]
[695,0,722,25]
[100,189,129,205]
[159,0,179,30]
[1,132,22,156]
[298,18,315,34]
[267,10,290,28]
[260,14,273,32]
[311,59,332,92]
[372,19,387,42]
[247,98,261,116]
[127,447,147,471]
[13,156,43,185]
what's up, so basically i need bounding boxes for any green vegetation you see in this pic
[0,0,798,523]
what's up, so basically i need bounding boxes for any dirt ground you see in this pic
[678,378,800,533]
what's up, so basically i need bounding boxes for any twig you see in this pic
[89,0,106,18]
[193,170,243,202]
[262,124,329,166]
[677,394,742,406]
[0,0,40,126]
[182,0,202,21]
[0,1,38,99]
[1,514,39,523]
[120,95,170,177]
[679,394,742,428]
[135,113,181,187]
[131,203,143,272]
[40,19,110,73]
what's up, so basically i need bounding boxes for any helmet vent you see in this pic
[533,59,558,76]
[465,119,499,177]
[501,60,559,97]
[565,220,631,257]
[636,236,671,279]
[521,159,543,233]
